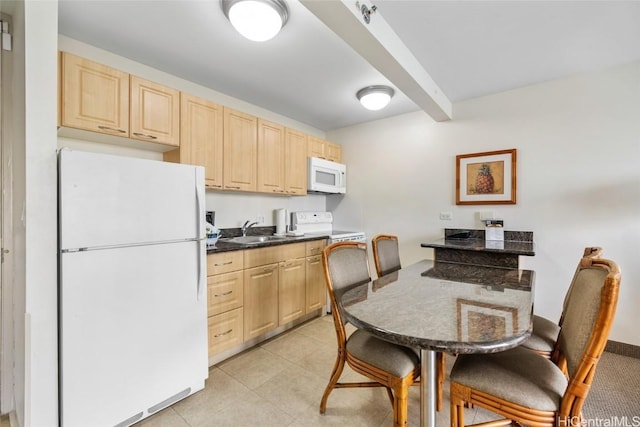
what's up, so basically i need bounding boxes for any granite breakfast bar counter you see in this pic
[421,228,535,269]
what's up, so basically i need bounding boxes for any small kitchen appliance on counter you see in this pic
[274,208,287,236]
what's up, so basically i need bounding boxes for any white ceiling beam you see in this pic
[300,0,452,122]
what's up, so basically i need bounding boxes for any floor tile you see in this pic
[139,315,636,427]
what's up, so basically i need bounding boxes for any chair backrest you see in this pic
[372,234,401,278]
[323,241,371,332]
[557,257,620,417]
[560,247,603,321]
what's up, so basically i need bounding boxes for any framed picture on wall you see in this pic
[456,149,517,205]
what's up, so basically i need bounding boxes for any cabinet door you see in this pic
[130,76,180,146]
[244,263,278,340]
[326,142,342,163]
[279,258,306,325]
[60,52,129,136]
[207,270,243,317]
[257,119,285,194]
[223,108,257,192]
[284,128,308,195]
[178,93,224,189]
[306,255,325,313]
[308,136,325,158]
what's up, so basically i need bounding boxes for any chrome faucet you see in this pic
[241,220,259,236]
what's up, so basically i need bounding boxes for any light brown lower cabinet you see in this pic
[207,251,244,359]
[207,239,326,362]
[279,258,306,325]
[305,239,327,313]
[243,263,279,340]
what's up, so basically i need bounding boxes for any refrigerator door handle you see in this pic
[195,167,205,300]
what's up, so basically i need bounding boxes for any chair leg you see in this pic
[320,349,347,413]
[450,392,465,427]
[437,351,445,412]
[392,385,409,427]
[385,387,394,405]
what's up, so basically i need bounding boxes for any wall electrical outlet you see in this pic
[439,211,453,221]
[479,211,495,221]
[256,215,265,224]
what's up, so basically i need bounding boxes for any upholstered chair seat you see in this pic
[522,315,562,356]
[346,329,420,378]
[451,346,567,411]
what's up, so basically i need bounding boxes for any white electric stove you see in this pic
[291,211,366,244]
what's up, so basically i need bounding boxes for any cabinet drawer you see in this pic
[244,246,280,268]
[208,307,243,357]
[305,239,327,257]
[207,270,243,317]
[280,242,305,260]
[207,250,244,275]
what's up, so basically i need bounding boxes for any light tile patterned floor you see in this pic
[139,315,496,427]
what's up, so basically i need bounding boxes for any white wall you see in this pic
[205,192,325,229]
[0,1,61,426]
[328,62,640,346]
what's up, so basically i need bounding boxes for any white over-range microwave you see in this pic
[307,157,346,194]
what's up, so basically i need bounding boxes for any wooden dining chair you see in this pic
[522,247,603,358]
[372,234,402,278]
[371,234,446,410]
[449,256,621,427]
[321,241,420,427]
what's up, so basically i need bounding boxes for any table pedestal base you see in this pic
[420,349,437,427]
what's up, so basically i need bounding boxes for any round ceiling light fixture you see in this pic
[221,0,289,42]
[356,85,395,111]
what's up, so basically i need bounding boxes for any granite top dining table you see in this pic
[337,259,535,427]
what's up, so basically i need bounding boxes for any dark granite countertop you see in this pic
[206,234,330,254]
[338,259,534,353]
[421,238,535,256]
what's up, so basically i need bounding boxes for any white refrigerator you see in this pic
[58,149,208,427]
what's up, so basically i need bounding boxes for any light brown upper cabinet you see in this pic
[60,52,180,148]
[307,136,342,163]
[284,128,308,195]
[223,107,257,192]
[257,119,286,194]
[130,76,180,147]
[325,141,342,163]
[165,93,224,189]
[257,122,308,196]
[60,52,130,137]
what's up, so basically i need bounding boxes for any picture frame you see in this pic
[456,149,517,205]
[457,299,518,342]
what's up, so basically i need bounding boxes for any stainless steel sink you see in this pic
[223,235,286,245]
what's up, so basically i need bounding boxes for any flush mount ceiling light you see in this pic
[356,85,395,111]
[221,0,289,42]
